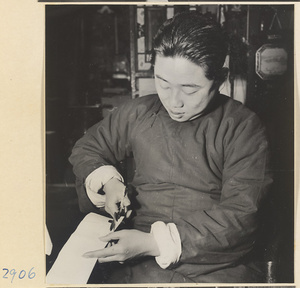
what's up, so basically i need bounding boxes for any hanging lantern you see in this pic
[256,44,288,80]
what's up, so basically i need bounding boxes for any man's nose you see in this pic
[170,88,184,108]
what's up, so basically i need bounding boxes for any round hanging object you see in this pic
[256,44,288,80]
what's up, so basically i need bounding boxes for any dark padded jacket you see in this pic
[69,94,272,282]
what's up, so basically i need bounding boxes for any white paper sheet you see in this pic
[46,213,111,284]
[45,225,53,256]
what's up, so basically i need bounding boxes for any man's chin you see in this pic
[168,111,202,122]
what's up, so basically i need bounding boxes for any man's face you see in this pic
[154,55,217,122]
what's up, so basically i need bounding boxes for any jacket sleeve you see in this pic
[69,101,137,212]
[175,112,273,265]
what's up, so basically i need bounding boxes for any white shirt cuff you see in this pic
[85,165,124,208]
[150,221,182,269]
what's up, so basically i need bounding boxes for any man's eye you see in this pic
[158,79,170,90]
[181,87,198,95]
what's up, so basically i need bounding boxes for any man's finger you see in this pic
[126,209,132,218]
[82,249,106,258]
[105,204,119,221]
[97,255,122,263]
[82,245,119,258]
[122,195,131,208]
[99,232,120,242]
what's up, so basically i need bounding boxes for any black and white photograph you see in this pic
[43,3,295,285]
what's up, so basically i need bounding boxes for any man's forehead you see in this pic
[154,56,210,85]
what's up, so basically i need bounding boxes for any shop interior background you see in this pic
[45,4,294,283]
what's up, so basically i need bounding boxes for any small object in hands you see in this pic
[105,188,129,248]
[106,215,124,248]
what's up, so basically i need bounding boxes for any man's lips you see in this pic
[169,110,185,115]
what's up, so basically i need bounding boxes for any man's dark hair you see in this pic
[152,11,229,83]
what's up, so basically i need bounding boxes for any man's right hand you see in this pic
[103,178,131,221]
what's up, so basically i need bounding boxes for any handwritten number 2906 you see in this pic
[3,267,35,283]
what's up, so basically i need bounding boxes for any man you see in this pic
[69,11,272,283]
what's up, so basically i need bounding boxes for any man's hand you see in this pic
[83,229,160,263]
[103,178,131,221]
